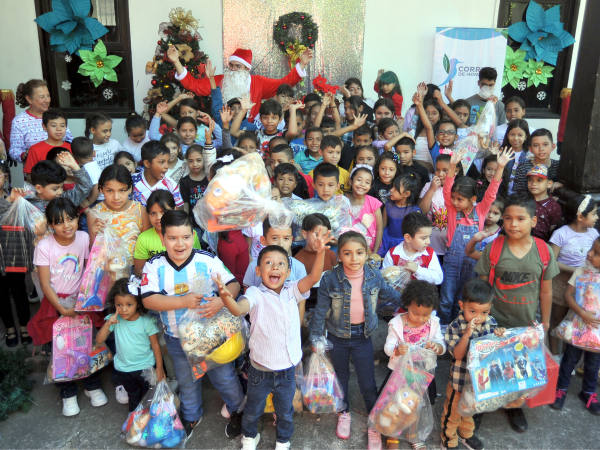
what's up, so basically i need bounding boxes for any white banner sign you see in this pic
[432,28,507,103]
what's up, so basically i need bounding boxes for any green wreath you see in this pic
[273,12,318,53]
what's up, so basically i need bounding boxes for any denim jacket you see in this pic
[309,264,402,339]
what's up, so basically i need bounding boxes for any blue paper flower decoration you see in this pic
[35,0,109,55]
[508,1,575,66]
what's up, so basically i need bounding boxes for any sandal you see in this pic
[20,331,33,346]
[40,343,52,356]
[5,331,18,348]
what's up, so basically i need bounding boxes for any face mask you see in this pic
[478,85,494,99]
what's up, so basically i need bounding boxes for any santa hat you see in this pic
[229,48,252,69]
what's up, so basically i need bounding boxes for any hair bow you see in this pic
[128,275,141,296]
[577,195,592,216]
[439,148,454,155]
[217,154,234,163]
[350,164,373,178]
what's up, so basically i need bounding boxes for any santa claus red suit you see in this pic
[174,48,306,121]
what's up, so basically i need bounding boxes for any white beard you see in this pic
[221,68,251,104]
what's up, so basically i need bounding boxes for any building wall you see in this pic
[0,0,586,148]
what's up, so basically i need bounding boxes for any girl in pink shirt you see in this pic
[346,165,383,253]
[438,148,513,327]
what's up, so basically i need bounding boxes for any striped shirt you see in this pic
[242,281,309,370]
[132,171,183,207]
[9,110,73,161]
[445,313,498,393]
[140,249,236,337]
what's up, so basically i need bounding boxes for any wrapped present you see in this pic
[193,152,292,232]
[467,326,547,402]
[302,337,346,414]
[368,345,436,441]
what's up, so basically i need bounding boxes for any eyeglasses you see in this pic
[436,130,456,136]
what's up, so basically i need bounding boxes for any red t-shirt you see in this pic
[24,141,72,174]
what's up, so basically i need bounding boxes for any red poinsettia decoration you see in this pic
[312,74,339,94]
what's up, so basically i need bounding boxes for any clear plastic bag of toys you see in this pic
[283,196,352,239]
[0,187,51,273]
[368,345,437,442]
[193,152,293,232]
[302,336,346,414]
[453,99,496,174]
[553,270,600,353]
[376,259,421,316]
[458,378,544,416]
[177,274,249,381]
[44,315,113,384]
[465,325,548,406]
[75,212,130,312]
[122,376,186,448]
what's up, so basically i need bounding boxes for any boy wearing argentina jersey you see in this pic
[141,210,244,440]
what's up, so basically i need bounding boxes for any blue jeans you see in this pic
[242,364,296,443]
[557,343,600,393]
[328,324,378,413]
[165,334,245,422]
[438,249,477,325]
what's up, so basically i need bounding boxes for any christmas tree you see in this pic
[143,8,211,121]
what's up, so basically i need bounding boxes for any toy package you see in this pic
[193,152,293,232]
[177,274,249,380]
[453,99,496,174]
[122,378,186,448]
[44,315,113,384]
[0,190,51,273]
[283,196,352,240]
[553,270,600,353]
[302,336,346,414]
[75,212,130,312]
[368,346,436,442]
[467,326,548,402]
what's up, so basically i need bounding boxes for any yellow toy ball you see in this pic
[205,331,245,364]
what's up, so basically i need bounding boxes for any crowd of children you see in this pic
[1,63,599,450]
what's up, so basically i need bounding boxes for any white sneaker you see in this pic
[241,434,260,450]
[85,389,108,407]
[167,377,179,393]
[275,441,291,450]
[28,290,40,304]
[115,385,129,404]
[62,396,80,416]
[221,403,231,419]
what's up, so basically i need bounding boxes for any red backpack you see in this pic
[488,236,550,287]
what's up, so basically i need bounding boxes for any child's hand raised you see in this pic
[412,92,422,107]
[322,92,334,107]
[377,69,385,79]
[156,101,168,116]
[239,94,255,111]
[178,92,194,101]
[394,343,409,356]
[312,229,333,253]
[197,111,210,125]
[57,151,79,171]
[339,84,351,98]
[444,80,453,99]
[496,147,515,167]
[433,90,444,104]
[450,147,468,166]
[353,113,368,128]
[289,100,304,110]
[166,45,180,64]
[417,82,428,98]
[205,119,215,142]
[205,58,216,78]
[212,273,236,304]
[473,228,495,243]
[219,105,233,124]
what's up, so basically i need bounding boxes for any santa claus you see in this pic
[168,46,313,121]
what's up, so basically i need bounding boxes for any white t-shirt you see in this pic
[419,182,448,255]
[33,231,90,296]
[242,222,264,261]
[550,225,600,267]
[83,160,103,201]
[122,132,150,163]
[94,139,124,171]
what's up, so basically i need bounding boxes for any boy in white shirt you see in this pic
[214,230,332,450]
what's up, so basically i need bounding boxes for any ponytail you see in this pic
[85,114,112,138]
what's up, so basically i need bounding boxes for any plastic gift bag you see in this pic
[302,336,346,414]
[571,270,600,351]
[453,99,496,174]
[0,190,51,273]
[368,346,436,442]
[283,196,352,239]
[193,152,293,232]
[122,377,186,448]
[177,274,249,380]
[377,258,421,316]
[76,212,130,312]
[465,325,548,404]
[458,378,544,416]
[45,315,113,384]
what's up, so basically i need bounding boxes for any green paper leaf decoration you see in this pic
[34,0,108,55]
[443,54,450,75]
[502,46,528,88]
[523,59,554,87]
[77,40,122,87]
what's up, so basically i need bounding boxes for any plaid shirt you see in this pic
[445,313,497,393]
